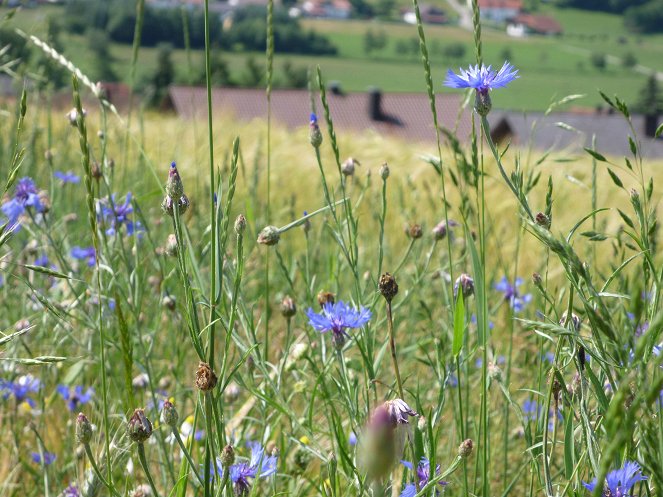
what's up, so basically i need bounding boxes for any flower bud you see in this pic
[91,161,103,181]
[341,157,359,177]
[379,163,390,180]
[76,413,93,445]
[281,295,297,318]
[165,162,184,201]
[160,400,179,428]
[535,212,551,230]
[257,225,281,246]
[458,438,473,458]
[532,272,542,286]
[234,214,247,235]
[127,408,153,443]
[407,224,423,239]
[309,113,323,148]
[474,89,492,116]
[431,219,458,240]
[220,444,235,468]
[165,234,178,257]
[161,195,190,217]
[454,273,474,299]
[195,362,217,392]
[378,272,398,302]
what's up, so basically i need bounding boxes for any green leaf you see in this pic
[452,290,465,357]
[584,148,606,162]
[1,356,67,365]
[564,406,575,479]
[580,231,608,241]
[617,209,635,229]
[628,136,637,156]
[656,122,663,138]
[607,168,623,189]
[23,264,72,280]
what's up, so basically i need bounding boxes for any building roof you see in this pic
[487,110,663,158]
[511,13,562,34]
[477,0,523,10]
[168,86,473,144]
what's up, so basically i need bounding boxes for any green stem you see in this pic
[386,300,404,399]
[172,429,205,487]
[83,444,122,497]
[137,443,161,497]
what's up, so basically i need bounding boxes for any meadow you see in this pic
[1,1,663,497]
[6,3,663,111]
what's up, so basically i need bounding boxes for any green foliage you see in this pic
[625,0,663,33]
[635,73,663,115]
[363,29,388,55]
[589,51,606,71]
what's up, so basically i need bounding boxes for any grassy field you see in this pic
[1,3,663,497]
[4,3,663,111]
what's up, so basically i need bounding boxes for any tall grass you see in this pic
[0,2,662,497]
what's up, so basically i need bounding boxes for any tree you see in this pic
[635,73,663,115]
[622,52,637,68]
[241,57,264,87]
[625,0,663,33]
[281,60,308,88]
[590,52,607,71]
[87,29,118,82]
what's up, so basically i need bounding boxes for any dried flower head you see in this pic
[378,272,398,302]
[280,295,297,318]
[407,224,423,239]
[195,362,218,392]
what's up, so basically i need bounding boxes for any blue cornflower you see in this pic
[583,460,647,496]
[98,193,142,236]
[31,451,56,465]
[71,246,96,267]
[444,62,518,93]
[400,458,447,497]
[54,171,81,184]
[306,301,371,347]
[34,254,50,267]
[1,374,41,405]
[444,62,518,116]
[494,277,532,312]
[62,484,79,497]
[310,113,318,124]
[216,441,278,495]
[348,431,357,446]
[1,177,44,230]
[446,373,458,388]
[56,385,94,412]
[476,355,505,368]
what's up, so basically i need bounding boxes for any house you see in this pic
[506,13,562,36]
[403,5,447,25]
[167,86,473,144]
[475,0,522,23]
[301,0,352,19]
[488,109,663,158]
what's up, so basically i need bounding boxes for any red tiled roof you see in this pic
[478,0,522,9]
[168,86,472,144]
[512,13,562,34]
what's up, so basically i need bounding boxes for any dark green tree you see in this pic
[87,29,118,82]
[635,73,663,115]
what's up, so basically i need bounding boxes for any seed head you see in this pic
[127,408,153,443]
[195,362,217,392]
[76,413,93,445]
[378,272,398,302]
[458,438,473,458]
[160,400,179,428]
[281,295,297,318]
[257,225,281,246]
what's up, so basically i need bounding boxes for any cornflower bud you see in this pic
[341,157,360,177]
[160,400,179,428]
[454,273,474,299]
[234,214,247,235]
[281,295,297,318]
[458,438,474,458]
[76,412,93,445]
[257,225,280,246]
[220,444,235,468]
[309,113,323,148]
[165,162,184,201]
[127,408,153,443]
[379,163,390,180]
